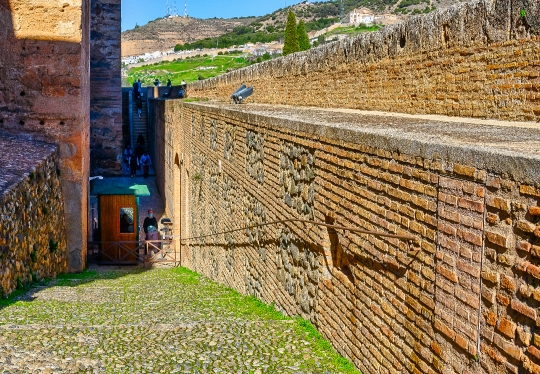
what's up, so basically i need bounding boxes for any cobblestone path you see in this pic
[0,267,358,373]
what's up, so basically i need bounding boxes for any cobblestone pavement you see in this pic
[0,267,358,373]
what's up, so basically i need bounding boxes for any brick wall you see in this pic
[90,0,122,175]
[190,0,540,122]
[151,99,540,373]
[0,0,90,271]
[0,134,68,297]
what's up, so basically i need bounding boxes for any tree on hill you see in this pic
[297,20,311,51]
[283,10,299,56]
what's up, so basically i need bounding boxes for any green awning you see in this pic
[90,178,151,196]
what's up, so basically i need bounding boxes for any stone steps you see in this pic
[132,98,148,151]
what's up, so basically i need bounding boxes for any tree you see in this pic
[283,10,299,56]
[297,20,311,52]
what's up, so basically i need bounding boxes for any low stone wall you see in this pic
[153,100,540,374]
[0,134,68,297]
[190,0,540,122]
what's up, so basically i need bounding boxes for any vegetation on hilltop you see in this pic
[283,11,300,56]
[297,20,311,51]
[174,28,284,52]
[125,0,458,56]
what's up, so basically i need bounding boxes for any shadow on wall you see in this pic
[325,215,412,282]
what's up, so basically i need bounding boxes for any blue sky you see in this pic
[121,0,307,31]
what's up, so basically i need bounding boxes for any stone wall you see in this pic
[90,0,122,175]
[0,0,90,271]
[190,0,540,122]
[152,99,540,374]
[0,134,68,297]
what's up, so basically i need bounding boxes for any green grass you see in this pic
[295,318,359,373]
[0,266,362,373]
[170,266,202,284]
[127,54,252,86]
[214,280,361,374]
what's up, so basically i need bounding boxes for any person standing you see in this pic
[132,80,140,99]
[137,79,142,97]
[179,80,187,98]
[129,153,139,178]
[135,97,143,117]
[137,133,145,148]
[140,151,152,178]
[166,79,172,87]
[123,145,132,170]
[143,209,158,240]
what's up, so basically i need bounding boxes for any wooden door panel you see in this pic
[99,195,138,262]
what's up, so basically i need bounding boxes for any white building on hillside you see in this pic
[347,7,375,25]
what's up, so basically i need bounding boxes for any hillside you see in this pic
[122,16,256,57]
[122,0,464,56]
[126,53,254,86]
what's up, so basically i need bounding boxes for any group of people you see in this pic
[123,134,152,178]
[137,78,187,99]
[153,78,173,87]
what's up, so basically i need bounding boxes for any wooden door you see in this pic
[99,195,138,262]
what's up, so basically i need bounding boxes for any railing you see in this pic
[87,240,179,267]
[179,218,417,243]
[87,219,418,266]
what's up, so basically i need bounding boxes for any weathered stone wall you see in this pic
[0,0,90,271]
[90,0,122,175]
[190,0,540,122]
[0,134,68,297]
[152,98,540,374]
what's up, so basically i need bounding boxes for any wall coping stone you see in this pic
[0,132,57,197]
[190,0,540,92]
[185,102,540,184]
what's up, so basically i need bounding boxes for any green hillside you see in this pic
[126,53,257,86]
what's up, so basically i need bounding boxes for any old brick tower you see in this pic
[0,0,122,272]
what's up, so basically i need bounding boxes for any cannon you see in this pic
[231,85,253,104]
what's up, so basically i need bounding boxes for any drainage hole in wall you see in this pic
[39,120,45,125]
[400,35,406,48]
[341,265,354,283]
[19,120,25,126]
[20,91,25,96]
[59,121,65,126]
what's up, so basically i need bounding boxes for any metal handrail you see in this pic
[178,218,417,243]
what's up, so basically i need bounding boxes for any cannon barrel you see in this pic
[230,84,246,99]
[233,87,253,104]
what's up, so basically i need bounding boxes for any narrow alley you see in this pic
[0,267,357,373]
